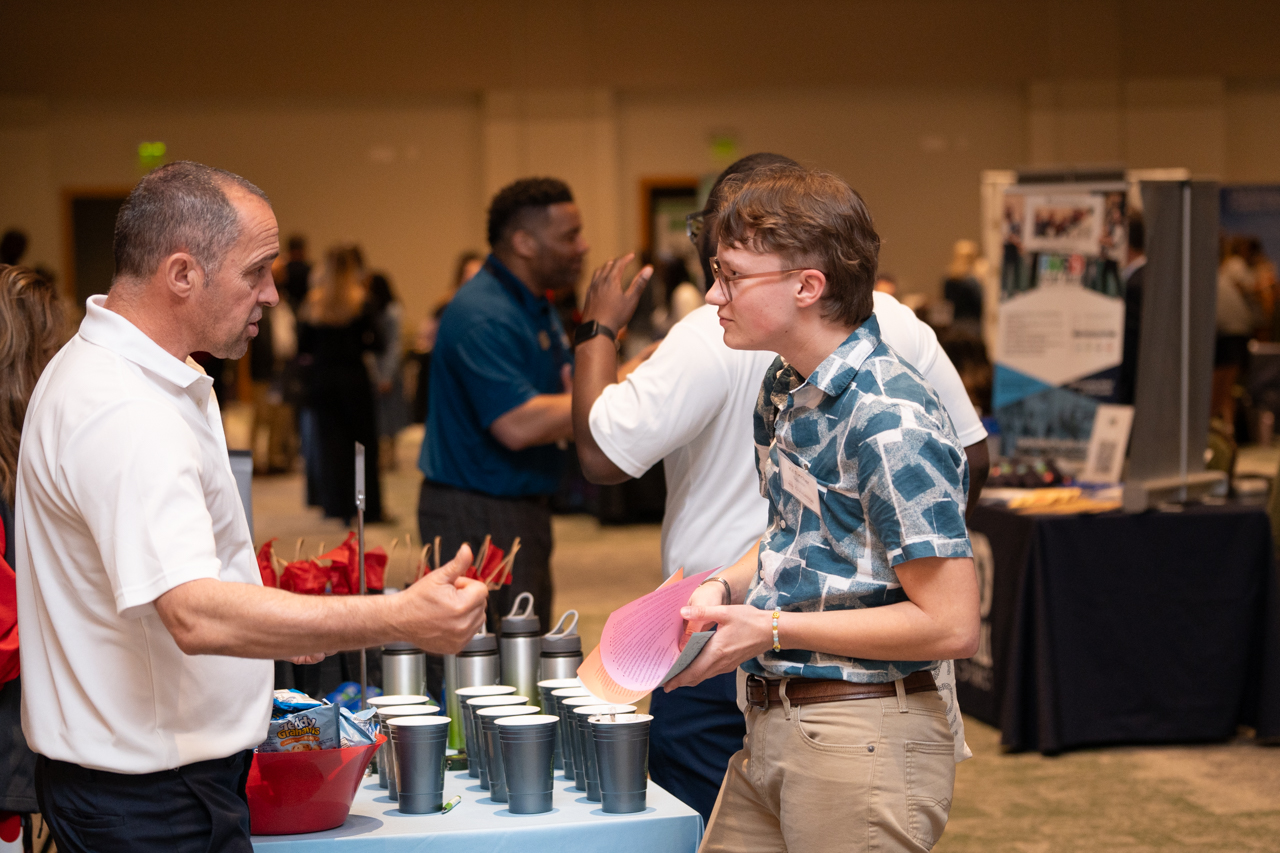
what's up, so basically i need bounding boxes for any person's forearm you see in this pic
[156,579,410,659]
[718,539,761,604]
[571,335,630,484]
[779,599,978,663]
[490,393,573,451]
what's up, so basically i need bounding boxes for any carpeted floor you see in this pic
[247,426,1280,852]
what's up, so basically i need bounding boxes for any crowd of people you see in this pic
[0,154,992,852]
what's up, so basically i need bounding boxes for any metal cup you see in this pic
[464,695,530,789]
[591,713,652,814]
[454,685,517,778]
[571,704,636,803]
[537,678,580,770]
[476,705,539,803]
[550,687,596,780]
[387,715,452,814]
[375,704,439,797]
[559,695,606,791]
[497,714,559,815]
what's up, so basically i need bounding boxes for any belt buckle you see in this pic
[746,673,769,711]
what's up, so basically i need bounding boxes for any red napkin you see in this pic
[256,539,279,588]
[0,522,19,688]
[318,532,385,593]
[477,543,507,585]
[279,559,330,595]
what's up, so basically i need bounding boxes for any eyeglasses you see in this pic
[709,256,814,301]
[685,210,705,246]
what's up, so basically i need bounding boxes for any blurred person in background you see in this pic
[281,235,311,310]
[419,178,584,656]
[0,264,67,848]
[0,231,27,266]
[1215,236,1261,428]
[366,272,408,471]
[874,271,897,295]
[298,245,384,523]
[943,238,984,336]
[409,250,484,426]
[573,153,988,824]
[1118,212,1147,406]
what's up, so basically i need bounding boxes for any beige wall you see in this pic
[4,75,1280,326]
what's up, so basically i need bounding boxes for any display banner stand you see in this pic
[1122,181,1222,511]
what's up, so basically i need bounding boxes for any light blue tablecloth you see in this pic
[252,769,704,852]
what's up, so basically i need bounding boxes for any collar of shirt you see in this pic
[76,295,215,408]
[1121,256,1146,283]
[483,254,572,366]
[769,314,882,412]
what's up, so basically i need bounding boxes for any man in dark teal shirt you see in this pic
[418,178,585,654]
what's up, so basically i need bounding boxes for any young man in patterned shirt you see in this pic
[666,165,980,852]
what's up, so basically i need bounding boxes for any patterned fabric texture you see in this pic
[743,315,972,684]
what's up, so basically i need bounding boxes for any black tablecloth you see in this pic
[957,503,1280,754]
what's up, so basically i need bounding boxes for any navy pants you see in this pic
[649,671,746,825]
[36,750,254,853]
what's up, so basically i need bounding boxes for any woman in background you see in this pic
[0,265,67,845]
[298,246,384,523]
[367,272,408,470]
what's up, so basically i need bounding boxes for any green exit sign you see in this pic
[137,141,167,171]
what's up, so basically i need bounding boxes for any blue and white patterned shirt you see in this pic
[743,315,972,683]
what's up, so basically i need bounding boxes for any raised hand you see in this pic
[581,253,654,334]
[398,543,489,653]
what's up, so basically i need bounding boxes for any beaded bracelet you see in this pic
[771,610,781,652]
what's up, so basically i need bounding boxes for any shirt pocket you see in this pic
[904,740,956,850]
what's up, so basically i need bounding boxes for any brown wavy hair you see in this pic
[0,265,68,505]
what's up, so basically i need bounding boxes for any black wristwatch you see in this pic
[573,320,617,348]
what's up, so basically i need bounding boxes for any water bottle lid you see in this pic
[540,634,581,653]
[462,632,498,653]
[501,591,540,635]
[383,642,423,653]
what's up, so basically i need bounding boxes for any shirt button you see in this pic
[780,518,787,529]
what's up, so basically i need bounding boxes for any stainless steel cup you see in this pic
[536,678,580,770]
[497,714,560,815]
[387,715,452,814]
[591,713,652,814]
[550,686,595,780]
[572,704,636,803]
[559,695,607,791]
[464,694,529,789]
[375,704,439,799]
[476,705,539,803]
[454,685,516,778]
[366,695,432,788]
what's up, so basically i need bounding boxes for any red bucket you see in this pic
[247,733,386,835]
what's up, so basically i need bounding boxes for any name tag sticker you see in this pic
[778,453,822,516]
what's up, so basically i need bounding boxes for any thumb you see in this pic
[629,265,654,294]
[429,543,473,584]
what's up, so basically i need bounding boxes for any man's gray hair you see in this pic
[113,161,269,281]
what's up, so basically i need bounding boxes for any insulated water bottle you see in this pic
[500,592,541,708]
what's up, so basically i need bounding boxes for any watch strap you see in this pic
[573,320,616,347]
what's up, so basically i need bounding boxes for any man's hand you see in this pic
[394,544,489,654]
[664,603,773,691]
[582,253,653,332]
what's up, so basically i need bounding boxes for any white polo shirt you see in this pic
[16,295,272,774]
[589,292,986,579]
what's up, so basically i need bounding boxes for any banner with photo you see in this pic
[994,184,1127,462]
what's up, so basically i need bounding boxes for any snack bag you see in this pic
[261,704,341,752]
[339,707,379,748]
[271,689,324,719]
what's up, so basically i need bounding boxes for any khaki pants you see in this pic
[701,682,955,853]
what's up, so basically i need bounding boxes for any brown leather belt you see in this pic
[744,670,936,710]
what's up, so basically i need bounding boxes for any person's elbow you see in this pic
[490,417,535,451]
[577,442,632,485]
[155,583,223,656]
[948,613,981,660]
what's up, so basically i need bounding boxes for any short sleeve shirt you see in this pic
[419,255,573,497]
[743,315,972,684]
[16,296,272,773]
